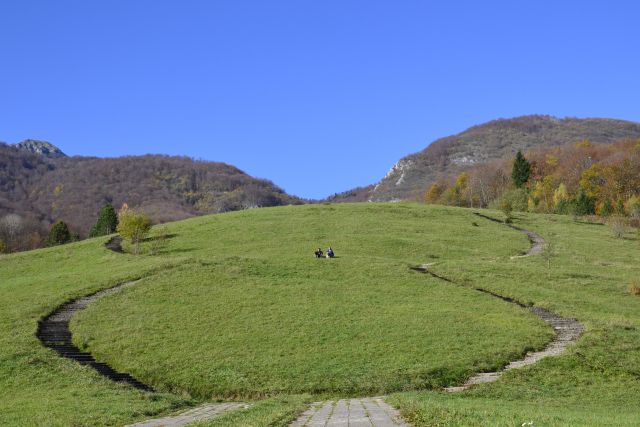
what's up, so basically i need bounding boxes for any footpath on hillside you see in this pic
[36,214,583,427]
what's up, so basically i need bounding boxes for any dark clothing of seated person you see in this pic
[326,247,335,258]
[314,248,324,258]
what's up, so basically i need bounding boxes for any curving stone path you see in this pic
[473,212,546,257]
[37,279,152,390]
[289,212,584,424]
[36,238,248,426]
[39,216,584,426]
[443,213,583,391]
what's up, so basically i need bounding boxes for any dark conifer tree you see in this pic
[600,199,614,217]
[511,151,531,188]
[46,220,72,246]
[574,190,595,216]
[89,203,119,237]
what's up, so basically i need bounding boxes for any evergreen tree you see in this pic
[46,220,72,246]
[573,189,595,216]
[600,199,614,217]
[511,151,531,188]
[89,203,119,237]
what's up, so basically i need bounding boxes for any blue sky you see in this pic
[1,1,639,199]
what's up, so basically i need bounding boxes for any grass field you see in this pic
[1,203,639,426]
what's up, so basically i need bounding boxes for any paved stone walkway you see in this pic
[127,403,249,427]
[289,398,409,427]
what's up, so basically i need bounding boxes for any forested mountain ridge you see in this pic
[0,141,302,245]
[369,115,640,201]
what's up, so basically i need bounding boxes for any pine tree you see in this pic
[46,220,72,246]
[511,151,531,188]
[573,189,595,216]
[89,203,119,237]
[600,199,614,217]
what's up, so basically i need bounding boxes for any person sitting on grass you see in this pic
[326,247,335,258]
[314,248,324,258]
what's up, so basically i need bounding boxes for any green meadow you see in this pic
[1,203,639,426]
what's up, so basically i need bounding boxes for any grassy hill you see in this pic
[369,115,640,201]
[1,203,639,426]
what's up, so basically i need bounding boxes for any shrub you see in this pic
[148,226,169,255]
[554,198,574,215]
[608,216,627,239]
[491,188,529,214]
[500,198,513,220]
[116,205,152,255]
[629,282,640,296]
[626,196,640,221]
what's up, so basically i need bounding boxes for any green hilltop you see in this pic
[1,203,639,426]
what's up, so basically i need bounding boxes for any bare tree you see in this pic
[0,214,23,252]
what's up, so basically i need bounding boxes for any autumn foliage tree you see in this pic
[422,139,640,221]
[424,183,444,203]
[116,204,152,254]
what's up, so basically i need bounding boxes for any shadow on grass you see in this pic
[142,233,178,243]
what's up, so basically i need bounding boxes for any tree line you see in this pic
[0,203,152,254]
[424,139,640,221]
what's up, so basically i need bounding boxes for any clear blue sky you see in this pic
[2,1,639,199]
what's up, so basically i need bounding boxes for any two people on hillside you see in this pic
[314,247,335,258]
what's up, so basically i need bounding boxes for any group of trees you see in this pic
[0,214,46,253]
[1,146,300,237]
[1,202,152,255]
[424,139,640,221]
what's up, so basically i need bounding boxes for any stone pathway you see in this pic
[289,398,409,427]
[126,403,249,427]
[37,279,152,390]
[441,213,583,391]
[38,217,584,426]
[473,212,545,257]
[444,306,583,392]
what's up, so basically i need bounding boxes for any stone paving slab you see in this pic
[289,398,409,427]
[127,402,249,427]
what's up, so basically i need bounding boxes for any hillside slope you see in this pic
[0,141,301,236]
[370,115,640,201]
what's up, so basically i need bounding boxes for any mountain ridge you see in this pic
[0,142,302,241]
[368,115,640,201]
